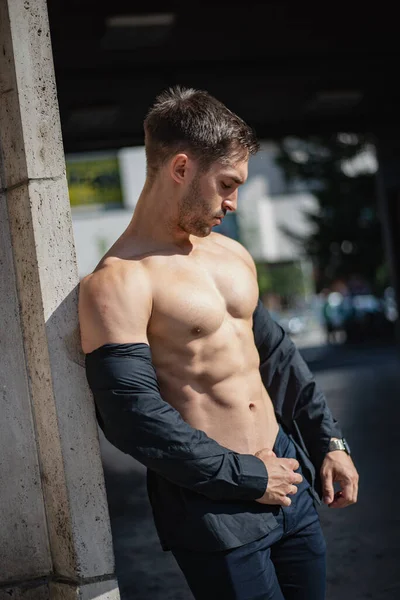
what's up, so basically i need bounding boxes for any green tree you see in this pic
[276,134,386,293]
[256,261,305,306]
[66,155,123,208]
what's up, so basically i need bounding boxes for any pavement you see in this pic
[100,340,400,600]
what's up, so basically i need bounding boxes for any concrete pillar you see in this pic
[0,1,119,598]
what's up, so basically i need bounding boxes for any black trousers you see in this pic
[172,428,326,600]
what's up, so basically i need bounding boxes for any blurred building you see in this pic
[69,147,145,276]
[236,143,318,263]
[70,143,318,278]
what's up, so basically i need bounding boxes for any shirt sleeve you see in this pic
[86,342,268,502]
[252,299,343,471]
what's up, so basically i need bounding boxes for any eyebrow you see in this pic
[224,174,245,185]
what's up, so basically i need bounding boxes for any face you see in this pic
[177,158,248,237]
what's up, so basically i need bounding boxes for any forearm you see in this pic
[86,342,268,501]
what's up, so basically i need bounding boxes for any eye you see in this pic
[221,182,233,190]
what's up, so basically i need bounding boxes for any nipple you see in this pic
[191,326,202,335]
[249,403,256,410]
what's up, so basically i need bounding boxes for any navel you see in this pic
[249,403,256,411]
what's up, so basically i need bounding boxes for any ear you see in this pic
[170,153,190,184]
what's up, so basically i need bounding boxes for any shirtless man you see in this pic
[79,87,359,600]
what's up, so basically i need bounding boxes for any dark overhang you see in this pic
[48,1,400,152]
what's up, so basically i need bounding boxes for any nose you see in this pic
[222,190,238,213]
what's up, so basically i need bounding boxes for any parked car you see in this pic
[343,293,395,342]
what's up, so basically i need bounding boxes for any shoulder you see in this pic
[80,257,150,300]
[209,232,256,274]
[79,258,152,353]
[79,258,152,329]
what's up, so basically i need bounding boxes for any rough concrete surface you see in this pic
[0,0,65,191]
[100,343,400,600]
[0,581,49,600]
[0,196,51,580]
[5,178,115,578]
[50,579,119,600]
[0,0,116,584]
[3,134,114,581]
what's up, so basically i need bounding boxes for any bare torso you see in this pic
[82,232,278,454]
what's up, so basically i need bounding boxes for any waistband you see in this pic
[272,425,292,458]
[272,425,311,493]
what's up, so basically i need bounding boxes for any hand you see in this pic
[320,451,359,508]
[254,448,303,507]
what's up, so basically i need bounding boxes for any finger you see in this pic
[287,485,298,495]
[330,475,359,507]
[345,479,358,505]
[352,475,359,503]
[352,472,359,504]
[338,480,354,503]
[329,491,352,509]
[255,447,272,454]
[255,448,276,458]
[281,496,292,507]
[286,458,300,471]
[291,472,303,485]
[321,470,334,505]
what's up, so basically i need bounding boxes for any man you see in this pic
[79,87,359,600]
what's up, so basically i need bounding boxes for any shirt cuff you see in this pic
[238,454,269,500]
[331,422,343,439]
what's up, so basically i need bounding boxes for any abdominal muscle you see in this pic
[149,319,279,456]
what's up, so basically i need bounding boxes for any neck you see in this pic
[126,177,193,251]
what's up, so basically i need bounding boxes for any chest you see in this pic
[148,251,258,338]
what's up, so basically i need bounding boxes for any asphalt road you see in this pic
[100,342,400,600]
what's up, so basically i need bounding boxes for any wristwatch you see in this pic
[328,438,351,455]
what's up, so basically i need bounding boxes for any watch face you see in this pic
[329,438,351,454]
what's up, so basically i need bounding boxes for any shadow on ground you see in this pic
[101,342,400,600]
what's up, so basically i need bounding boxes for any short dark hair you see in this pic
[143,86,259,178]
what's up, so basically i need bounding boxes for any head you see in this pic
[143,86,259,237]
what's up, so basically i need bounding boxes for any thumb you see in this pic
[322,471,334,505]
[255,448,276,458]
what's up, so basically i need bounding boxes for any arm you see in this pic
[252,299,359,507]
[252,299,342,470]
[79,261,268,502]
